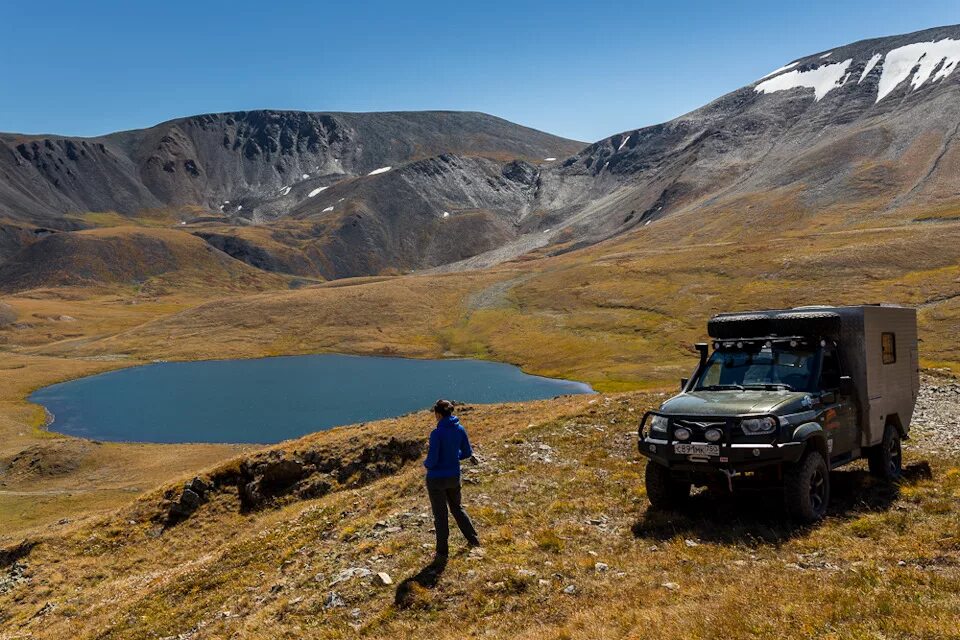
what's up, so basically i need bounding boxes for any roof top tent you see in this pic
[707,305,919,448]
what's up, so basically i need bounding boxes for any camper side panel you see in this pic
[862,307,919,447]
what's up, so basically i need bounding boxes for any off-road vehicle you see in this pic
[638,305,919,522]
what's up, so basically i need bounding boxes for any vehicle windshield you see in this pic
[694,342,818,392]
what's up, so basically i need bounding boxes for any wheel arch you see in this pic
[885,413,907,439]
[793,422,829,460]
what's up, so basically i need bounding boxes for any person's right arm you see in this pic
[423,429,439,469]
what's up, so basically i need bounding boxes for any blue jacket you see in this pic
[423,415,473,479]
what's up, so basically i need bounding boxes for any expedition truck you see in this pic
[638,305,919,522]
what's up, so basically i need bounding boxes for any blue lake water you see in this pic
[29,354,593,444]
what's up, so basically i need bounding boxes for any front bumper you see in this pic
[638,437,805,472]
[638,411,805,472]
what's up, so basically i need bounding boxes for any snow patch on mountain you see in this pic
[368,166,392,176]
[876,38,960,102]
[859,53,882,83]
[278,186,291,196]
[308,186,328,198]
[755,59,853,101]
[759,61,799,80]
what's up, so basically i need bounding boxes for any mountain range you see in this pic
[2,24,960,288]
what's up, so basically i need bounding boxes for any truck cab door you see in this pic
[818,346,857,458]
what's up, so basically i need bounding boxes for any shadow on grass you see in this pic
[631,461,932,545]
[394,555,448,609]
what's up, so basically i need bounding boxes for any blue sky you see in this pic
[2,1,959,142]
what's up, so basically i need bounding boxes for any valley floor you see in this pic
[0,202,958,637]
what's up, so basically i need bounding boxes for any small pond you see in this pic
[29,354,593,444]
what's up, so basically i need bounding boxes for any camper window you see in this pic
[882,332,897,365]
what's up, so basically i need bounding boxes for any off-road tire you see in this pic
[784,450,830,523]
[645,462,691,510]
[867,422,903,481]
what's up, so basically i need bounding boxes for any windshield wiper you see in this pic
[744,383,795,391]
[701,384,745,391]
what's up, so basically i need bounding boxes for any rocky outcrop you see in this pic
[157,435,423,525]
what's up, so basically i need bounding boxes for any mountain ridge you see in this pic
[3,24,960,286]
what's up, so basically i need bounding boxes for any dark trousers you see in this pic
[426,476,478,555]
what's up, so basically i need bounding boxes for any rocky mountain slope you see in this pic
[3,24,960,286]
[0,111,582,277]
[0,111,580,225]
[504,24,960,259]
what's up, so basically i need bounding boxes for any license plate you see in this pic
[674,443,719,456]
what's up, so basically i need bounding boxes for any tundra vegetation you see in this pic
[1,197,958,638]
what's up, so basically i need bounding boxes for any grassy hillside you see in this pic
[1,392,957,639]
[0,226,288,294]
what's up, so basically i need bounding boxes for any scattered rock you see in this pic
[0,562,29,595]
[595,562,609,573]
[329,567,373,586]
[562,584,577,595]
[324,592,346,609]
[684,539,700,547]
[373,572,393,586]
[908,376,960,454]
[661,582,680,591]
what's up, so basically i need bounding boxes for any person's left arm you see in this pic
[423,429,440,469]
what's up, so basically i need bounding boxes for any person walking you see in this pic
[423,399,480,558]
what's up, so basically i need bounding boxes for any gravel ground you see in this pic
[907,375,960,455]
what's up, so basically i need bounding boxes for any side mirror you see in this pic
[839,375,854,397]
[680,378,689,392]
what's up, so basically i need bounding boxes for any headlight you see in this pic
[704,428,722,442]
[741,417,777,435]
[673,427,691,441]
[650,414,669,434]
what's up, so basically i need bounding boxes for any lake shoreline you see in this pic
[29,353,595,446]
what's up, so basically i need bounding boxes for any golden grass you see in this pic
[1,394,956,639]
[0,194,958,591]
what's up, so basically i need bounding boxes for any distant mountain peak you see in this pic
[754,30,960,104]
